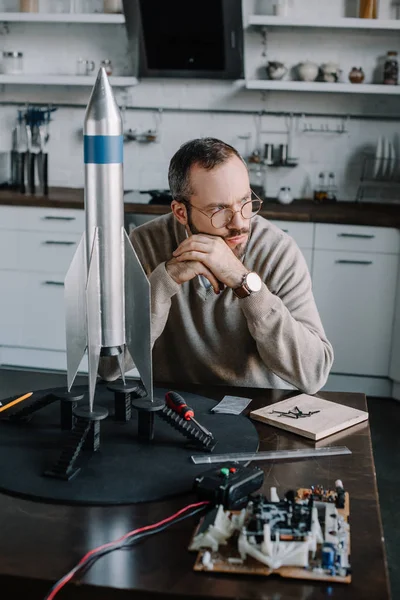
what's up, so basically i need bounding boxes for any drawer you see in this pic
[270,220,314,249]
[0,205,84,233]
[0,230,81,272]
[0,270,68,350]
[315,223,400,254]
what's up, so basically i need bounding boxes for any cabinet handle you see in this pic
[43,280,64,286]
[43,240,76,246]
[335,259,373,265]
[42,216,75,221]
[337,233,375,239]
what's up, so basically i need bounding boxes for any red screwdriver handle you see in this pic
[165,391,194,421]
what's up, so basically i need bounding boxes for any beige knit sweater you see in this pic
[98,213,334,394]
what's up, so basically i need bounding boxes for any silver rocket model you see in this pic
[64,67,153,411]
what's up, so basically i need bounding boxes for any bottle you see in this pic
[314,172,327,203]
[383,51,398,85]
[327,172,337,202]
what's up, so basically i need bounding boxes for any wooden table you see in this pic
[0,384,390,600]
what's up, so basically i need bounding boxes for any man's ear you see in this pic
[171,200,188,226]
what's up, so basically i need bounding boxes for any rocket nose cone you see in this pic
[84,67,122,136]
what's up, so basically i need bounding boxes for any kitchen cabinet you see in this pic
[269,220,313,272]
[312,224,400,377]
[0,206,86,372]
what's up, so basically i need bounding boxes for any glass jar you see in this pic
[383,51,398,85]
[359,0,377,18]
[2,52,24,75]
[103,0,122,12]
[20,0,38,11]
[100,59,113,75]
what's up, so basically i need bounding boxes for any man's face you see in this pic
[185,155,252,259]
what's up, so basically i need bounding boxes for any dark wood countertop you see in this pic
[1,187,400,228]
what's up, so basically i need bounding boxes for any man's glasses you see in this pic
[181,190,263,229]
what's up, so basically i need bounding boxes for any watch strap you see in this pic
[233,273,252,298]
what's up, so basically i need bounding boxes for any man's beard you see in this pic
[187,212,250,260]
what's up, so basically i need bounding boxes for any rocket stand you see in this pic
[107,381,148,423]
[107,381,165,442]
[107,383,215,449]
[44,406,109,481]
[131,395,165,442]
[7,388,84,430]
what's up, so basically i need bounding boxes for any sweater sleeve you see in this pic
[240,240,334,395]
[149,261,181,345]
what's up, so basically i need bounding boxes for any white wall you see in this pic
[0,0,398,200]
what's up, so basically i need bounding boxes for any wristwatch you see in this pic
[233,271,262,299]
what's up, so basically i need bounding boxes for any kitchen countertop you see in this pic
[1,186,400,228]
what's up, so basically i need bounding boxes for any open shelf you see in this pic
[0,12,125,23]
[245,80,400,94]
[0,74,138,86]
[248,15,400,30]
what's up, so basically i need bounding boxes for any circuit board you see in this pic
[190,484,351,584]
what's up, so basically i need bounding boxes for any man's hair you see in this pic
[168,137,244,201]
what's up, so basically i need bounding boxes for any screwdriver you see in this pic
[165,391,213,438]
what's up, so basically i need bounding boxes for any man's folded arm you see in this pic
[240,242,334,395]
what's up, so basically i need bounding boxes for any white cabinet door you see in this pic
[0,230,80,272]
[269,220,314,249]
[0,271,24,346]
[0,270,67,351]
[312,250,399,377]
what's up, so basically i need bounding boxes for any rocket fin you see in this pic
[124,229,153,402]
[65,233,87,392]
[117,352,126,385]
[86,228,102,412]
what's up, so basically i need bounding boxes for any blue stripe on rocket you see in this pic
[84,135,123,164]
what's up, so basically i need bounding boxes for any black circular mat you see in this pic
[0,382,259,506]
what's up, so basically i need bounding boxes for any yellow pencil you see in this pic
[0,392,33,413]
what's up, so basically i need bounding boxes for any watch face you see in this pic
[246,272,262,292]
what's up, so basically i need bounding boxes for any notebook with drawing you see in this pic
[250,394,369,441]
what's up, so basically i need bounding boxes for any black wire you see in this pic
[44,504,209,599]
[76,504,208,578]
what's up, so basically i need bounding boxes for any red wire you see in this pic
[46,500,209,600]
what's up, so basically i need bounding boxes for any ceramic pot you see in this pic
[321,62,341,83]
[297,62,319,82]
[277,187,293,204]
[266,61,287,80]
[349,67,365,83]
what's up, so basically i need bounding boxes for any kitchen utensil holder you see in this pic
[299,115,350,135]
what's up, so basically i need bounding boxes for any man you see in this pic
[99,137,333,394]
